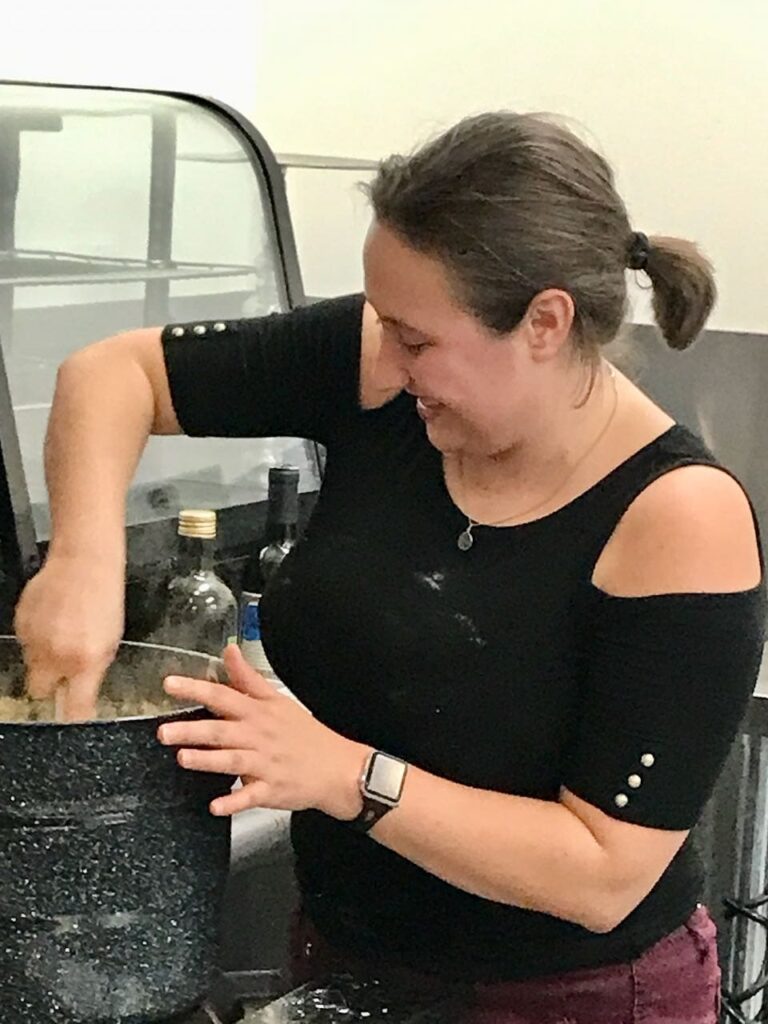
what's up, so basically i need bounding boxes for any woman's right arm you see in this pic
[14,328,180,720]
[16,295,386,719]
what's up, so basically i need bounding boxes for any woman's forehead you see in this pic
[363,223,462,326]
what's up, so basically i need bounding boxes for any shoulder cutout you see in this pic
[592,464,763,597]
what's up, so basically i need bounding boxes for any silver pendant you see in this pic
[457,527,474,551]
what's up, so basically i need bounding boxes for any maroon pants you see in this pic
[291,905,721,1024]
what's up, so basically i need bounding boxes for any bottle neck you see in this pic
[265,472,299,543]
[265,520,298,545]
[176,535,215,573]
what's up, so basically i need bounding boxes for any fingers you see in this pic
[163,675,253,718]
[162,648,296,820]
[23,660,105,722]
[13,555,124,718]
[223,644,276,700]
[157,717,247,749]
[210,780,272,817]
[164,649,278,715]
[24,661,64,701]
[176,747,259,778]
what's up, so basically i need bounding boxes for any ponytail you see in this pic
[642,235,717,351]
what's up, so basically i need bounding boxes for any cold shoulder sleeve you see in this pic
[161,294,365,446]
[563,585,766,830]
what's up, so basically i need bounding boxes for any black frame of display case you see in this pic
[0,79,314,619]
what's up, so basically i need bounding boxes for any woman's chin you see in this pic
[426,421,508,460]
[424,419,463,454]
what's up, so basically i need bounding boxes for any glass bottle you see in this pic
[153,509,238,657]
[240,466,300,674]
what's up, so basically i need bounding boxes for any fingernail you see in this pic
[157,726,167,743]
[164,677,181,691]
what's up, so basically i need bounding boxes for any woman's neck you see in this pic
[448,361,618,521]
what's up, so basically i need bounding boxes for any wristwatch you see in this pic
[350,750,409,833]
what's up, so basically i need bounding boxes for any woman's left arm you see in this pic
[159,465,763,935]
[374,465,764,930]
[159,657,681,934]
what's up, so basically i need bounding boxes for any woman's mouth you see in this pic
[416,397,444,421]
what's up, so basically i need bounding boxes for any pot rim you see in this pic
[0,635,223,727]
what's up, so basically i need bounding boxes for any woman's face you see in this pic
[363,221,543,458]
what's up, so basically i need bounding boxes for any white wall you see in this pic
[2,2,259,110]
[3,0,767,334]
[249,0,768,335]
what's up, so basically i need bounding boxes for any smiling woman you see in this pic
[13,111,762,1023]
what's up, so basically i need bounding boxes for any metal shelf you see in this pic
[2,102,171,120]
[275,152,379,172]
[0,248,256,288]
[178,150,380,173]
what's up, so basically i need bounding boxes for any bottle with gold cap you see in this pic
[152,509,238,656]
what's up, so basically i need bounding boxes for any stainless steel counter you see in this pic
[241,976,460,1023]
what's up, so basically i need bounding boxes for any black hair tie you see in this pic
[627,231,651,271]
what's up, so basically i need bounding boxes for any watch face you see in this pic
[366,753,406,802]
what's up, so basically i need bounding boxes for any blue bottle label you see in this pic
[242,601,263,642]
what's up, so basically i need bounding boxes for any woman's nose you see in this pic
[381,337,411,388]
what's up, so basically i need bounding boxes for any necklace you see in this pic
[456,365,618,551]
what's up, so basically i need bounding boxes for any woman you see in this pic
[15,112,764,1023]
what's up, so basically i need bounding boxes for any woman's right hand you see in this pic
[14,553,124,721]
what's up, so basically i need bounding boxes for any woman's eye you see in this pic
[397,335,428,355]
[376,319,428,354]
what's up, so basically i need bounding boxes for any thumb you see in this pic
[223,644,275,700]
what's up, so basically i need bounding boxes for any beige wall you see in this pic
[4,1,766,333]
[3,2,259,111]
[251,0,768,334]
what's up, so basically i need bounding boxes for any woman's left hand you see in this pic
[157,644,368,819]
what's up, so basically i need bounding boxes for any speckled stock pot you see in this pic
[0,637,233,1023]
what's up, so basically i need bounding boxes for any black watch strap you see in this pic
[348,751,408,834]
[350,796,395,833]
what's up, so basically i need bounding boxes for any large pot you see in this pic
[0,637,233,1023]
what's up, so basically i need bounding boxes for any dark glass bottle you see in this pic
[242,466,300,596]
[152,509,238,656]
[239,466,300,675]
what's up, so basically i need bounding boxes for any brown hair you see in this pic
[362,112,716,353]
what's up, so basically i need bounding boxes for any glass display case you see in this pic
[275,152,378,302]
[0,81,317,565]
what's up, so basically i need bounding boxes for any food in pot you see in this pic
[0,693,178,722]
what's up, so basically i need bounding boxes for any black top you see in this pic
[162,295,765,982]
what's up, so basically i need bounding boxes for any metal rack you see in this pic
[0,248,256,287]
[275,153,379,173]
[0,81,310,601]
[0,107,376,345]
[0,96,283,340]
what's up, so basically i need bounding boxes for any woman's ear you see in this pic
[522,288,575,363]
